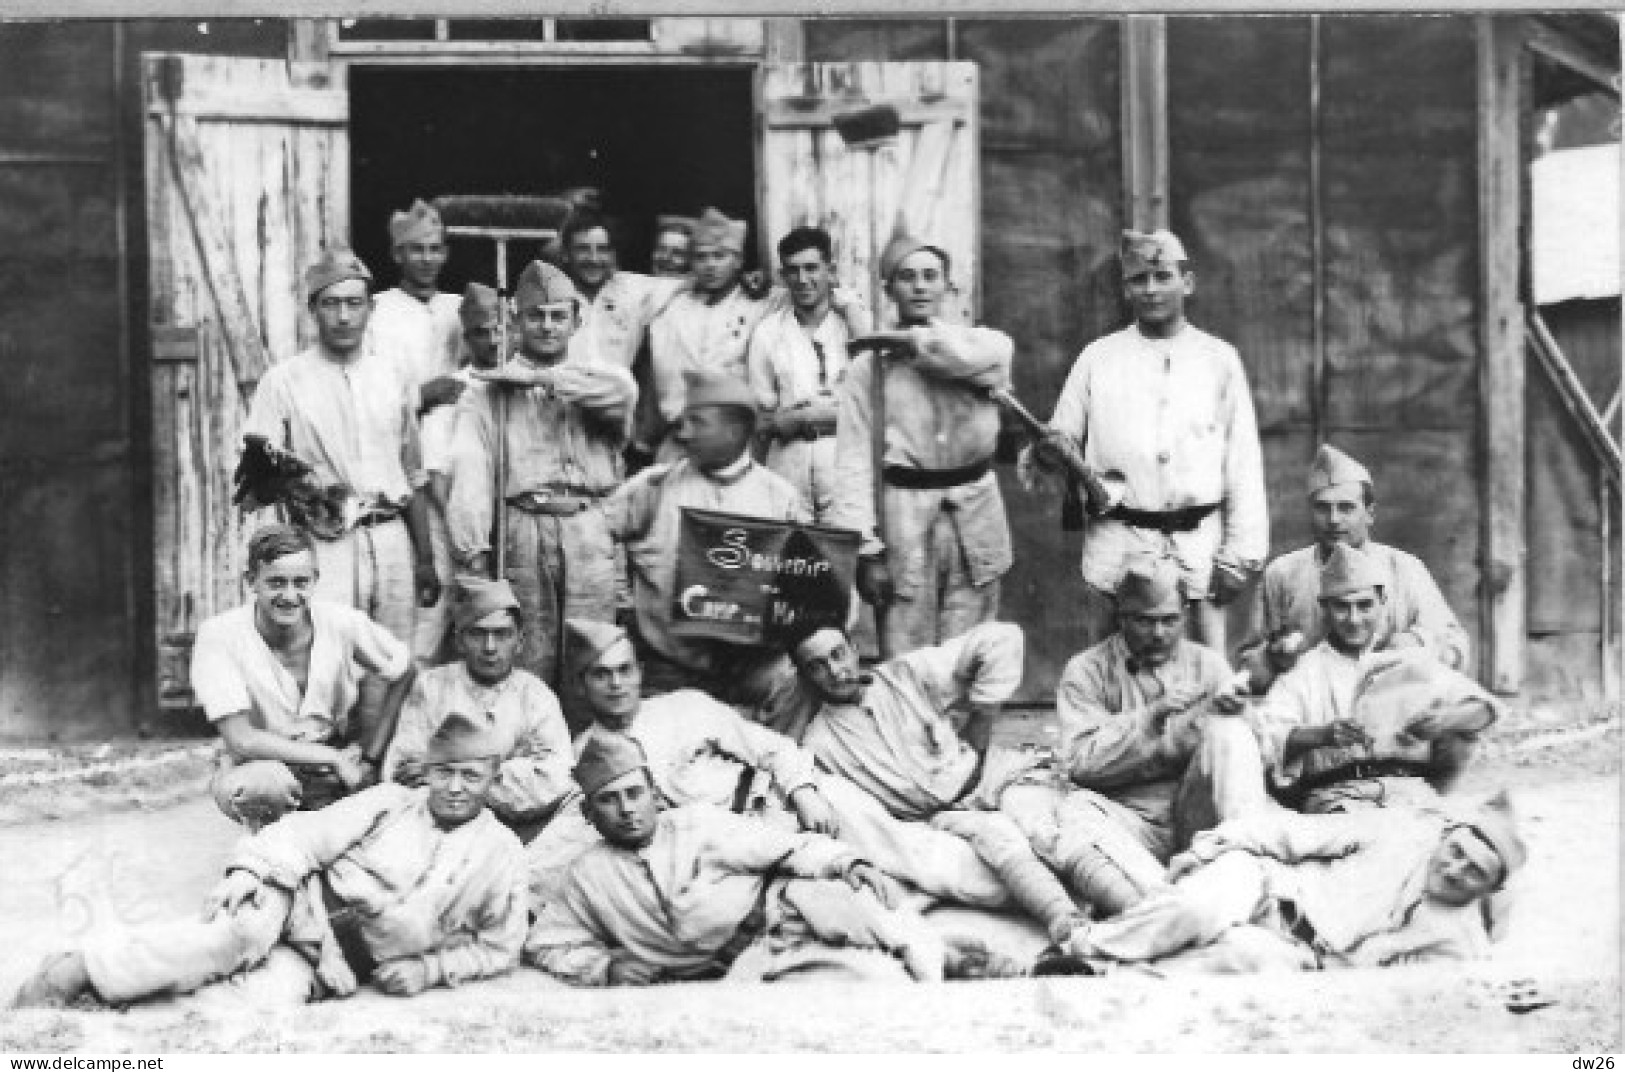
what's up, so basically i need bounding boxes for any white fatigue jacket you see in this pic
[190,599,411,744]
[801,622,1024,822]
[1256,542,1469,669]
[246,346,427,505]
[1048,323,1267,593]
[570,270,685,371]
[747,305,854,519]
[1056,633,1235,822]
[525,804,858,985]
[575,690,820,811]
[605,455,810,674]
[1182,809,1491,966]
[829,320,1014,581]
[649,284,772,422]
[382,662,574,824]
[367,289,466,478]
[445,358,636,564]
[229,783,528,986]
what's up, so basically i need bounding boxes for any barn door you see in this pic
[757,62,980,326]
[143,53,349,707]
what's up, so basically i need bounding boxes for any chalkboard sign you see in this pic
[670,508,860,647]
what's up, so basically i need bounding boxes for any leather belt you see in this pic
[1105,502,1220,534]
[883,457,993,490]
[1275,758,1432,809]
[507,488,604,517]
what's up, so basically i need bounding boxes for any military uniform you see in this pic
[746,303,853,521]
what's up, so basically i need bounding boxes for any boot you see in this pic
[934,809,1082,938]
[11,951,95,1010]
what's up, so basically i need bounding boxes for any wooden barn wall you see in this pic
[0,20,282,740]
[804,18,1125,700]
[1169,16,1485,674]
[1527,297,1621,700]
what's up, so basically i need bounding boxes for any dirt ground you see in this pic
[0,710,1619,1053]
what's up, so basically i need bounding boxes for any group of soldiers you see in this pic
[13,201,1528,1008]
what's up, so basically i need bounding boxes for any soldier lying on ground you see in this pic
[1033,790,1526,975]
[11,715,527,1009]
[525,733,1025,985]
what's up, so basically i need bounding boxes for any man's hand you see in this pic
[845,861,904,910]
[788,785,841,837]
[1266,630,1306,673]
[1167,849,1208,883]
[1321,720,1373,749]
[419,375,467,412]
[606,951,664,987]
[473,364,555,391]
[373,956,435,997]
[855,555,895,608]
[333,745,370,792]
[1209,559,1254,607]
[1149,684,1207,731]
[392,756,425,787]
[202,870,264,921]
[415,558,441,608]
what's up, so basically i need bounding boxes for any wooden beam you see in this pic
[763,18,804,63]
[1477,16,1528,695]
[287,18,333,66]
[1121,15,1169,231]
[762,99,966,131]
[1524,16,1621,99]
[1528,310,1622,484]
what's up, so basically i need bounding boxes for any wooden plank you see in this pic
[1528,310,1622,484]
[762,99,967,130]
[1476,16,1527,695]
[145,87,348,125]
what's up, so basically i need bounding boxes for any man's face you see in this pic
[885,251,948,323]
[566,227,617,291]
[312,278,371,355]
[582,768,660,849]
[781,247,834,314]
[518,301,578,361]
[1310,485,1376,551]
[1322,587,1384,650]
[1123,262,1193,331]
[693,245,742,296]
[672,405,748,471]
[392,236,447,292]
[463,321,501,370]
[426,757,497,828]
[793,629,864,704]
[582,639,643,731]
[1120,605,1186,668]
[458,609,522,686]
[249,550,318,632]
[651,230,693,278]
[1425,827,1505,907]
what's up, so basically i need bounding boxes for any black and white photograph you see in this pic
[0,2,1619,1054]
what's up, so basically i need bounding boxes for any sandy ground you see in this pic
[0,718,1618,1053]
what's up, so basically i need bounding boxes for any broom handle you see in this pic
[494,238,510,580]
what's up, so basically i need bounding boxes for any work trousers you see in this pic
[503,505,619,731]
[410,500,456,666]
[882,508,1001,660]
[311,518,414,745]
[81,888,321,1006]
[727,876,945,984]
[524,773,1010,916]
[1067,850,1316,974]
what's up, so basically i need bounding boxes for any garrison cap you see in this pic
[565,618,631,680]
[655,214,698,237]
[1116,556,1187,615]
[692,207,747,254]
[304,248,374,302]
[683,369,757,416]
[514,259,580,311]
[452,575,522,633]
[425,711,504,765]
[573,732,650,796]
[1462,790,1527,880]
[1307,444,1374,499]
[389,198,444,247]
[1120,229,1190,274]
[878,229,950,284]
[1319,542,1388,600]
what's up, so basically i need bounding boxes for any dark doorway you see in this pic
[349,65,758,291]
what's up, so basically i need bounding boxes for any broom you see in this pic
[433,194,574,578]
